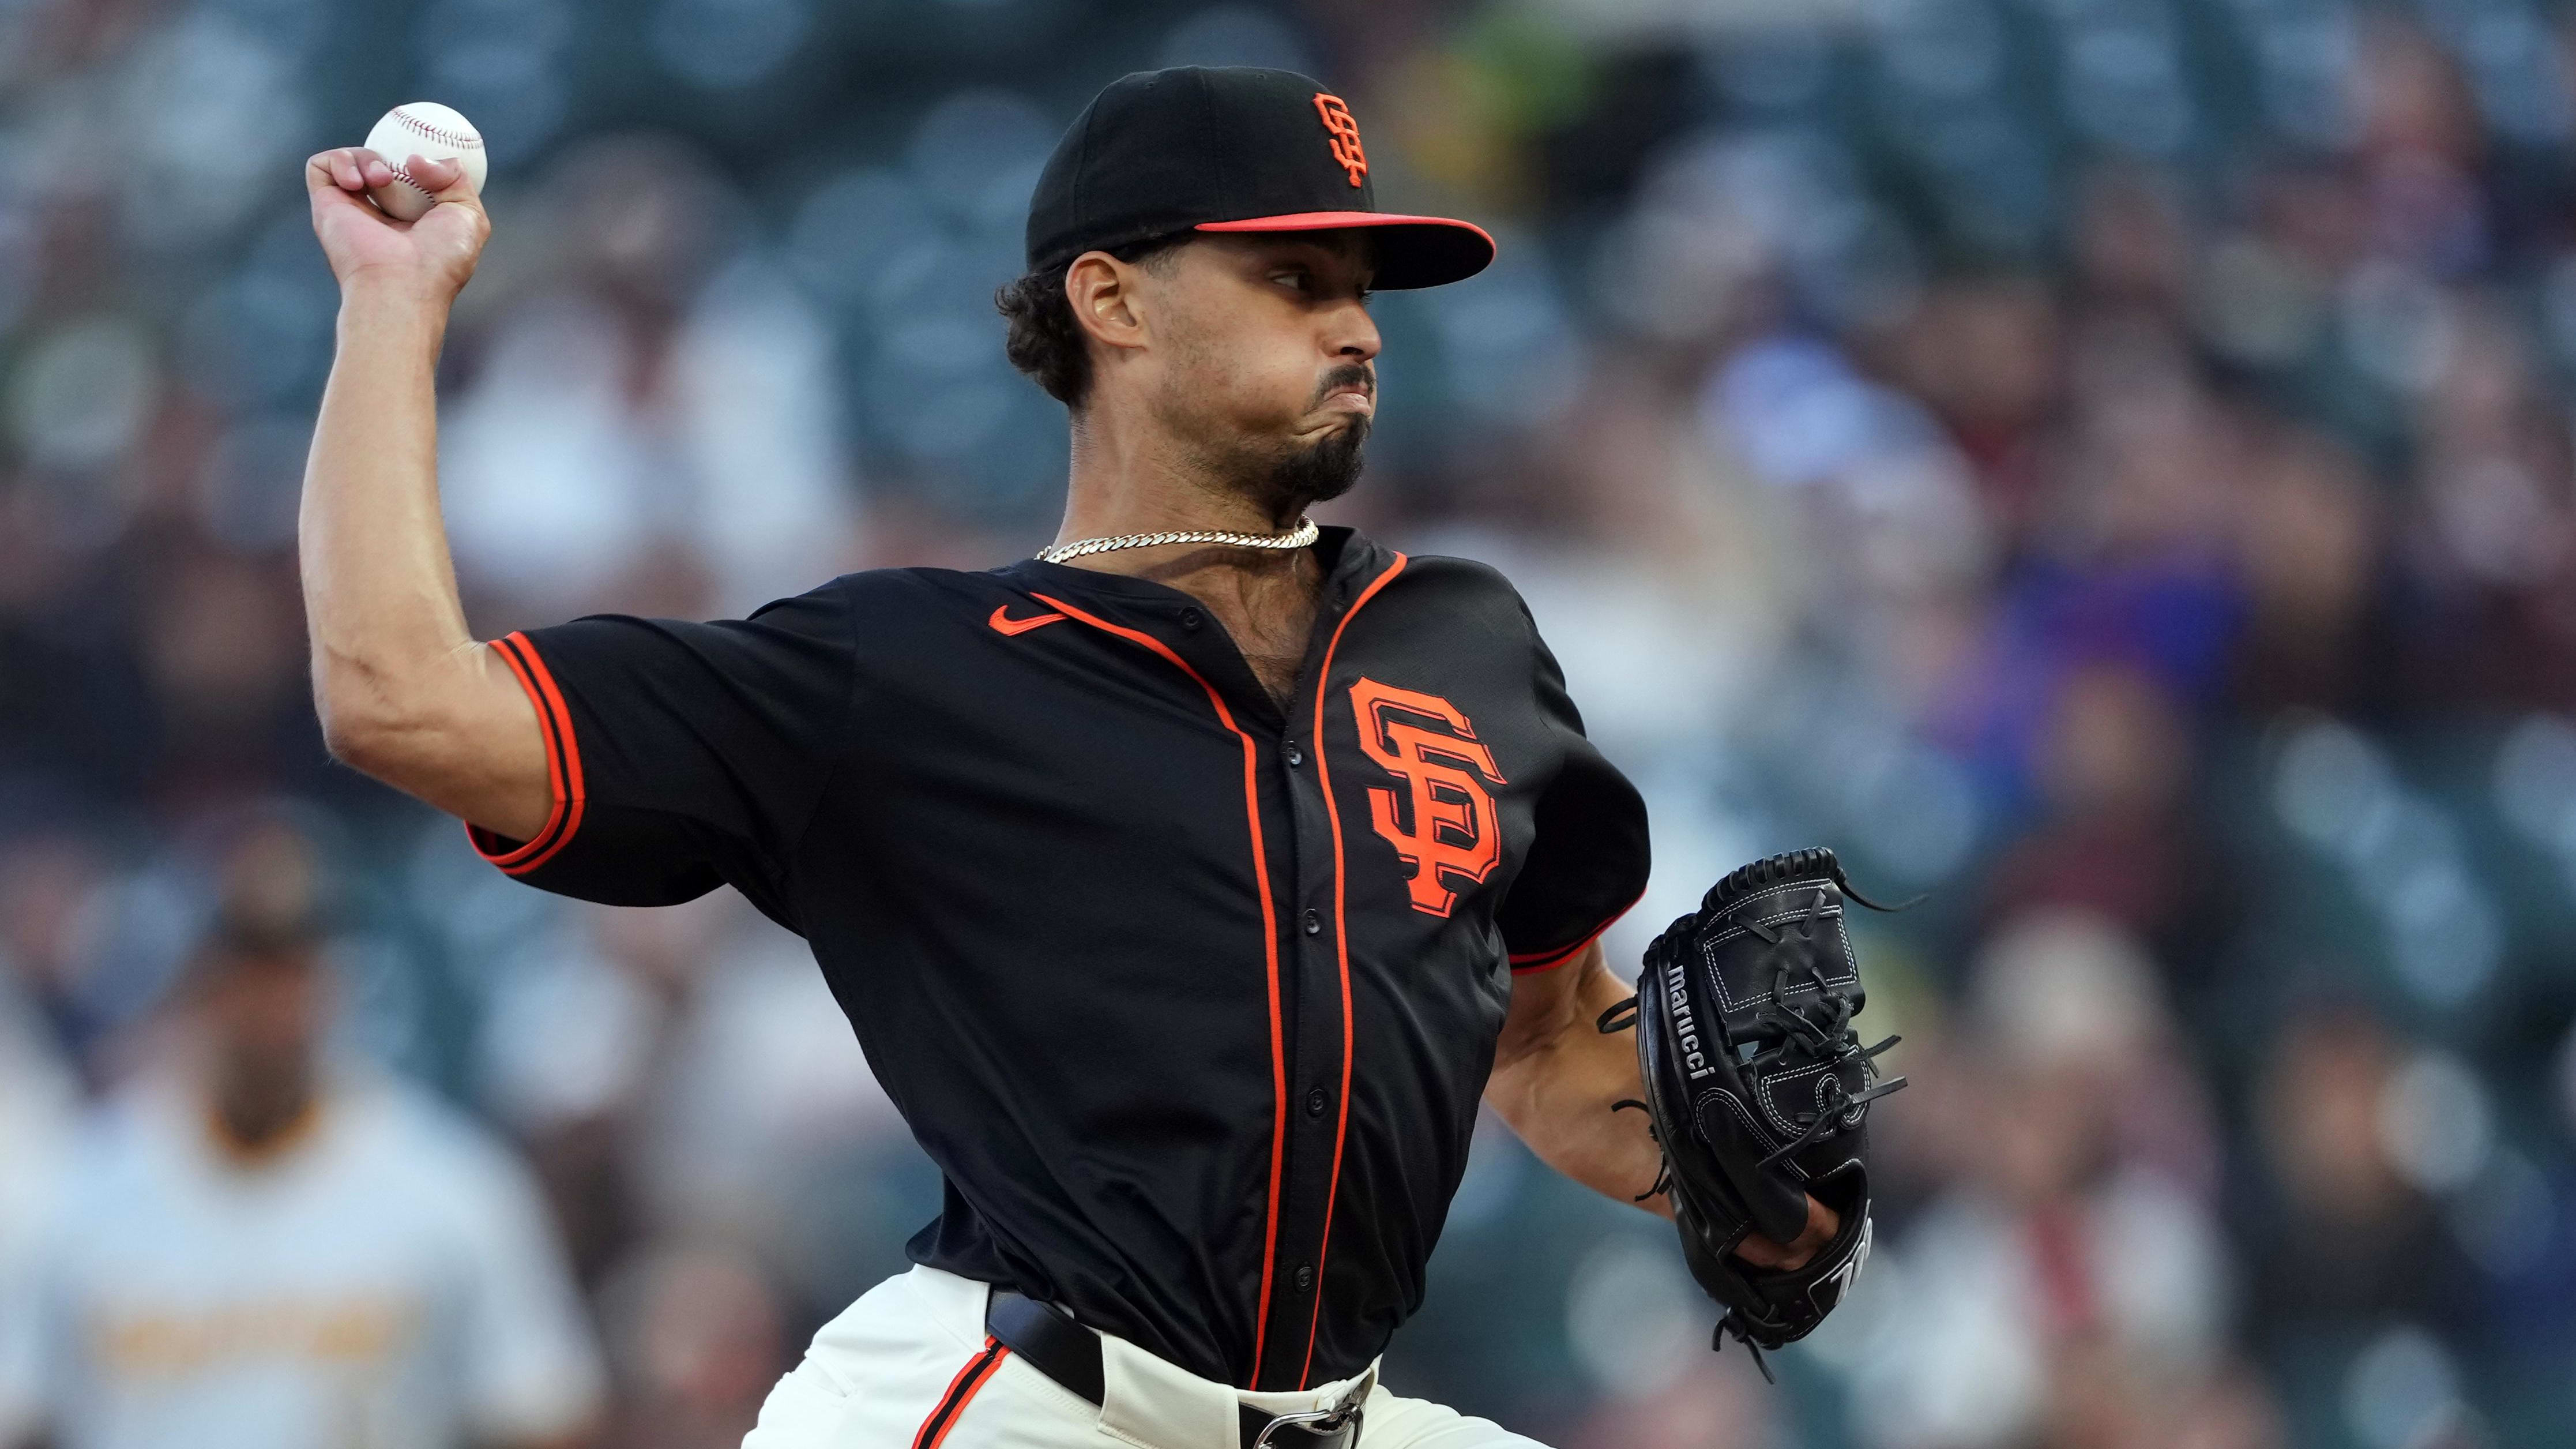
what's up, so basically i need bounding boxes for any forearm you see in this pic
[1485,947,1672,1217]
[1487,941,1841,1268]
[302,283,476,728]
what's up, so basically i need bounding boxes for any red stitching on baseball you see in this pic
[392,109,482,151]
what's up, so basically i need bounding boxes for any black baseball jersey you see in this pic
[469,527,1649,1390]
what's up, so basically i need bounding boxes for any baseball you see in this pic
[360,102,487,222]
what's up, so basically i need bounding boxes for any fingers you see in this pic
[1731,1229,1791,1270]
[302,149,440,198]
[306,148,391,194]
[1731,1195,1840,1271]
[407,154,468,197]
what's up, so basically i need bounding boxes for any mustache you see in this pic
[1309,365,1374,410]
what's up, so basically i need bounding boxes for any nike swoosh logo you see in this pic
[988,605,1066,636]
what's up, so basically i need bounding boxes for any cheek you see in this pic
[1165,306,1315,423]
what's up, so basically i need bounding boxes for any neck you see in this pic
[209,1062,318,1161]
[1054,408,1309,577]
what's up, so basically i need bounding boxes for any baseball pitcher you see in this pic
[299,67,1890,1449]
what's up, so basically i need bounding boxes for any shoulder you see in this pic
[819,565,1028,609]
[343,1079,544,1222]
[59,1087,177,1189]
[1374,550,1543,653]
[1386,549,1517,592]
[804,565,1051,640]
[37,1090,197,1249]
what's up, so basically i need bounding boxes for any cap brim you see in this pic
[1194,211,1495,289]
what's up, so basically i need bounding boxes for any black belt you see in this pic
[985,1289,1364,1449]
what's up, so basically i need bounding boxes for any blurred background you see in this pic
[5,0,2576,1445]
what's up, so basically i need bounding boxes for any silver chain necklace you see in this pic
[1036,515,1318,565]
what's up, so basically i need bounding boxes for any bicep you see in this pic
[340,640,553,840]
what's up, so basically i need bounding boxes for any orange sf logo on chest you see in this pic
[1312,93,1368,187]
[1350,678,1507,917]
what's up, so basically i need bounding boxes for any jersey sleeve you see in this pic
[1496,615,1650,973]
[466,581,855,926]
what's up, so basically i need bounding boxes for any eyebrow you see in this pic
[1258,238,1374,281]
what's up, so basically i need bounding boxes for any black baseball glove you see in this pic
[1599,847,1906,1377]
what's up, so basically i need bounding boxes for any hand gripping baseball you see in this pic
[1600,847,1910,1379]
[305,145,490,303]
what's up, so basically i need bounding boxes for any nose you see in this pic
[1328,298,1380,366]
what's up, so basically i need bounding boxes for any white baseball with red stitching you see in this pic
[359,102,487,222]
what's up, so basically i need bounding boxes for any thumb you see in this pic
[405,153,480,203]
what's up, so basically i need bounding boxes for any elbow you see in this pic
[314,665,430,784]
[317,695,401,778]
[311,643,422,779]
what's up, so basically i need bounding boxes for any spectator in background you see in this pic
[0,833,103,1090]
[1983,663,2233,1008]
[2224,425,2398,722]
[0,844,81,1449]
[1854,908,2228,1449]
[596,1244,785,1449]
[2241,1007,2481,1406]
[437,137,861,630]
[0,821,603,1449]
[474,892,911,1321]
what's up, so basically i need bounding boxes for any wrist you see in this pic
[337,271,459,325]
[336,279,454,356]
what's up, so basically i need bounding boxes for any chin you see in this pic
[1273,416,1370,510]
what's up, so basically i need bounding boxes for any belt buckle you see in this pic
[1250,1395,1364,1448]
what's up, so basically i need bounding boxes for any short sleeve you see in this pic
[468,581,853,926]
[1495,618,1650,973]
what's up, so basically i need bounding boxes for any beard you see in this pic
[1255,411,1369,516]
[1210,363,1374,521]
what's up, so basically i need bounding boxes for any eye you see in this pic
[1272,267,1312,292]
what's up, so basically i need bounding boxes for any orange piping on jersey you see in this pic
[912,1338,1009,1449]
[467,633,587,875]
[1295,553,1408,1389]
[468,635,564,866]
[1506,888,1645,974]
[1033,592,1291,1389]
[988,605,1067,636]
[511,633,588,842]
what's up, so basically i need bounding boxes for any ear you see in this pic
[1065,250,1154,356]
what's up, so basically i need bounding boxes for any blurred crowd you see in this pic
[7,0,2576,1446]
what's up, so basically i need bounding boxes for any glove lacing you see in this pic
[1598,856,1912,1222]
[1742,904,1908,1166]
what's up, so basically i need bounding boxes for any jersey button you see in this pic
[1285,743,1304,767]
[1295,1264,1315,1292]
[1306,1087,1328,1118]
[1179,609,1204,631]
[1303,909,1322,936]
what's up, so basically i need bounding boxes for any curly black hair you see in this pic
[994,234,1193,408]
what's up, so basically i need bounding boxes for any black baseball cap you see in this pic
[1026,66,1495,291]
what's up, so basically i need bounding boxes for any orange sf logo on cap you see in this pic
[1312,93,1367,187]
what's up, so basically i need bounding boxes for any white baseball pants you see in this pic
[740,1265,1549,1449]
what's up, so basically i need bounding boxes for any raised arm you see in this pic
[1486,940,1837,1270]
[299,147,550,840]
